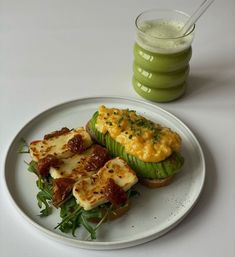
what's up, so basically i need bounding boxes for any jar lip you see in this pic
[135,8,195,40]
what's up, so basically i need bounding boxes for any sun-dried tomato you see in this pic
[37,154,61,177]
[52,178,75,207]
[67,134,86,154]
[85,145,110,171]
[104,178,127,207]
[44,127,70,140]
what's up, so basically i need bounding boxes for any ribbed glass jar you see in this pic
[133,9,195,102]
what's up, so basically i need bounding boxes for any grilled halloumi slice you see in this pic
[29,127,92,162]
[49,147,94,179]
[49,143,110,180]
[73,157,138,210]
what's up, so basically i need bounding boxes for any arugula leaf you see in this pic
[59,196,81,234]
[60,197,77,218]
[71,214,81,236]
[55,204,82,230]
[25,160,53,217]
[57,198,76,233]
[37,190,52,217]
[79,215,96,240]
[36,177,53,217]
[18,138,29,153]
[81,208,103,220]
[25,160,38,175]
[84,207,111,241]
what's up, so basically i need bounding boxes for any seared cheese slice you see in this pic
[73,157,138,210]
[29,127,92,162]
[49,146,95,179]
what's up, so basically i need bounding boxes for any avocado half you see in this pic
[86,111,184,179]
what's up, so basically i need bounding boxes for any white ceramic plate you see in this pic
[4,97,205,250]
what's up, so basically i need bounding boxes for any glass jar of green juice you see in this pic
[133,9,195,102]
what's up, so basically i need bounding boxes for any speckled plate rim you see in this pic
[3,96,205,250]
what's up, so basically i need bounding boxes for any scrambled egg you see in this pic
[95,105,181,162]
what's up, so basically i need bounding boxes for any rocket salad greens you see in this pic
[24,157,139,240]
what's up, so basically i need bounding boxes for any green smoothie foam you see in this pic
[136,19,193,53]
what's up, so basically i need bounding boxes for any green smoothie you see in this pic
[133,13,195,102]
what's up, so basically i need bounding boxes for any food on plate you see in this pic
[86,105,184,187]
[22,105,185,240]
[25,127,138,239]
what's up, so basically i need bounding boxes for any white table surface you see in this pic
[1,0,235,256]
